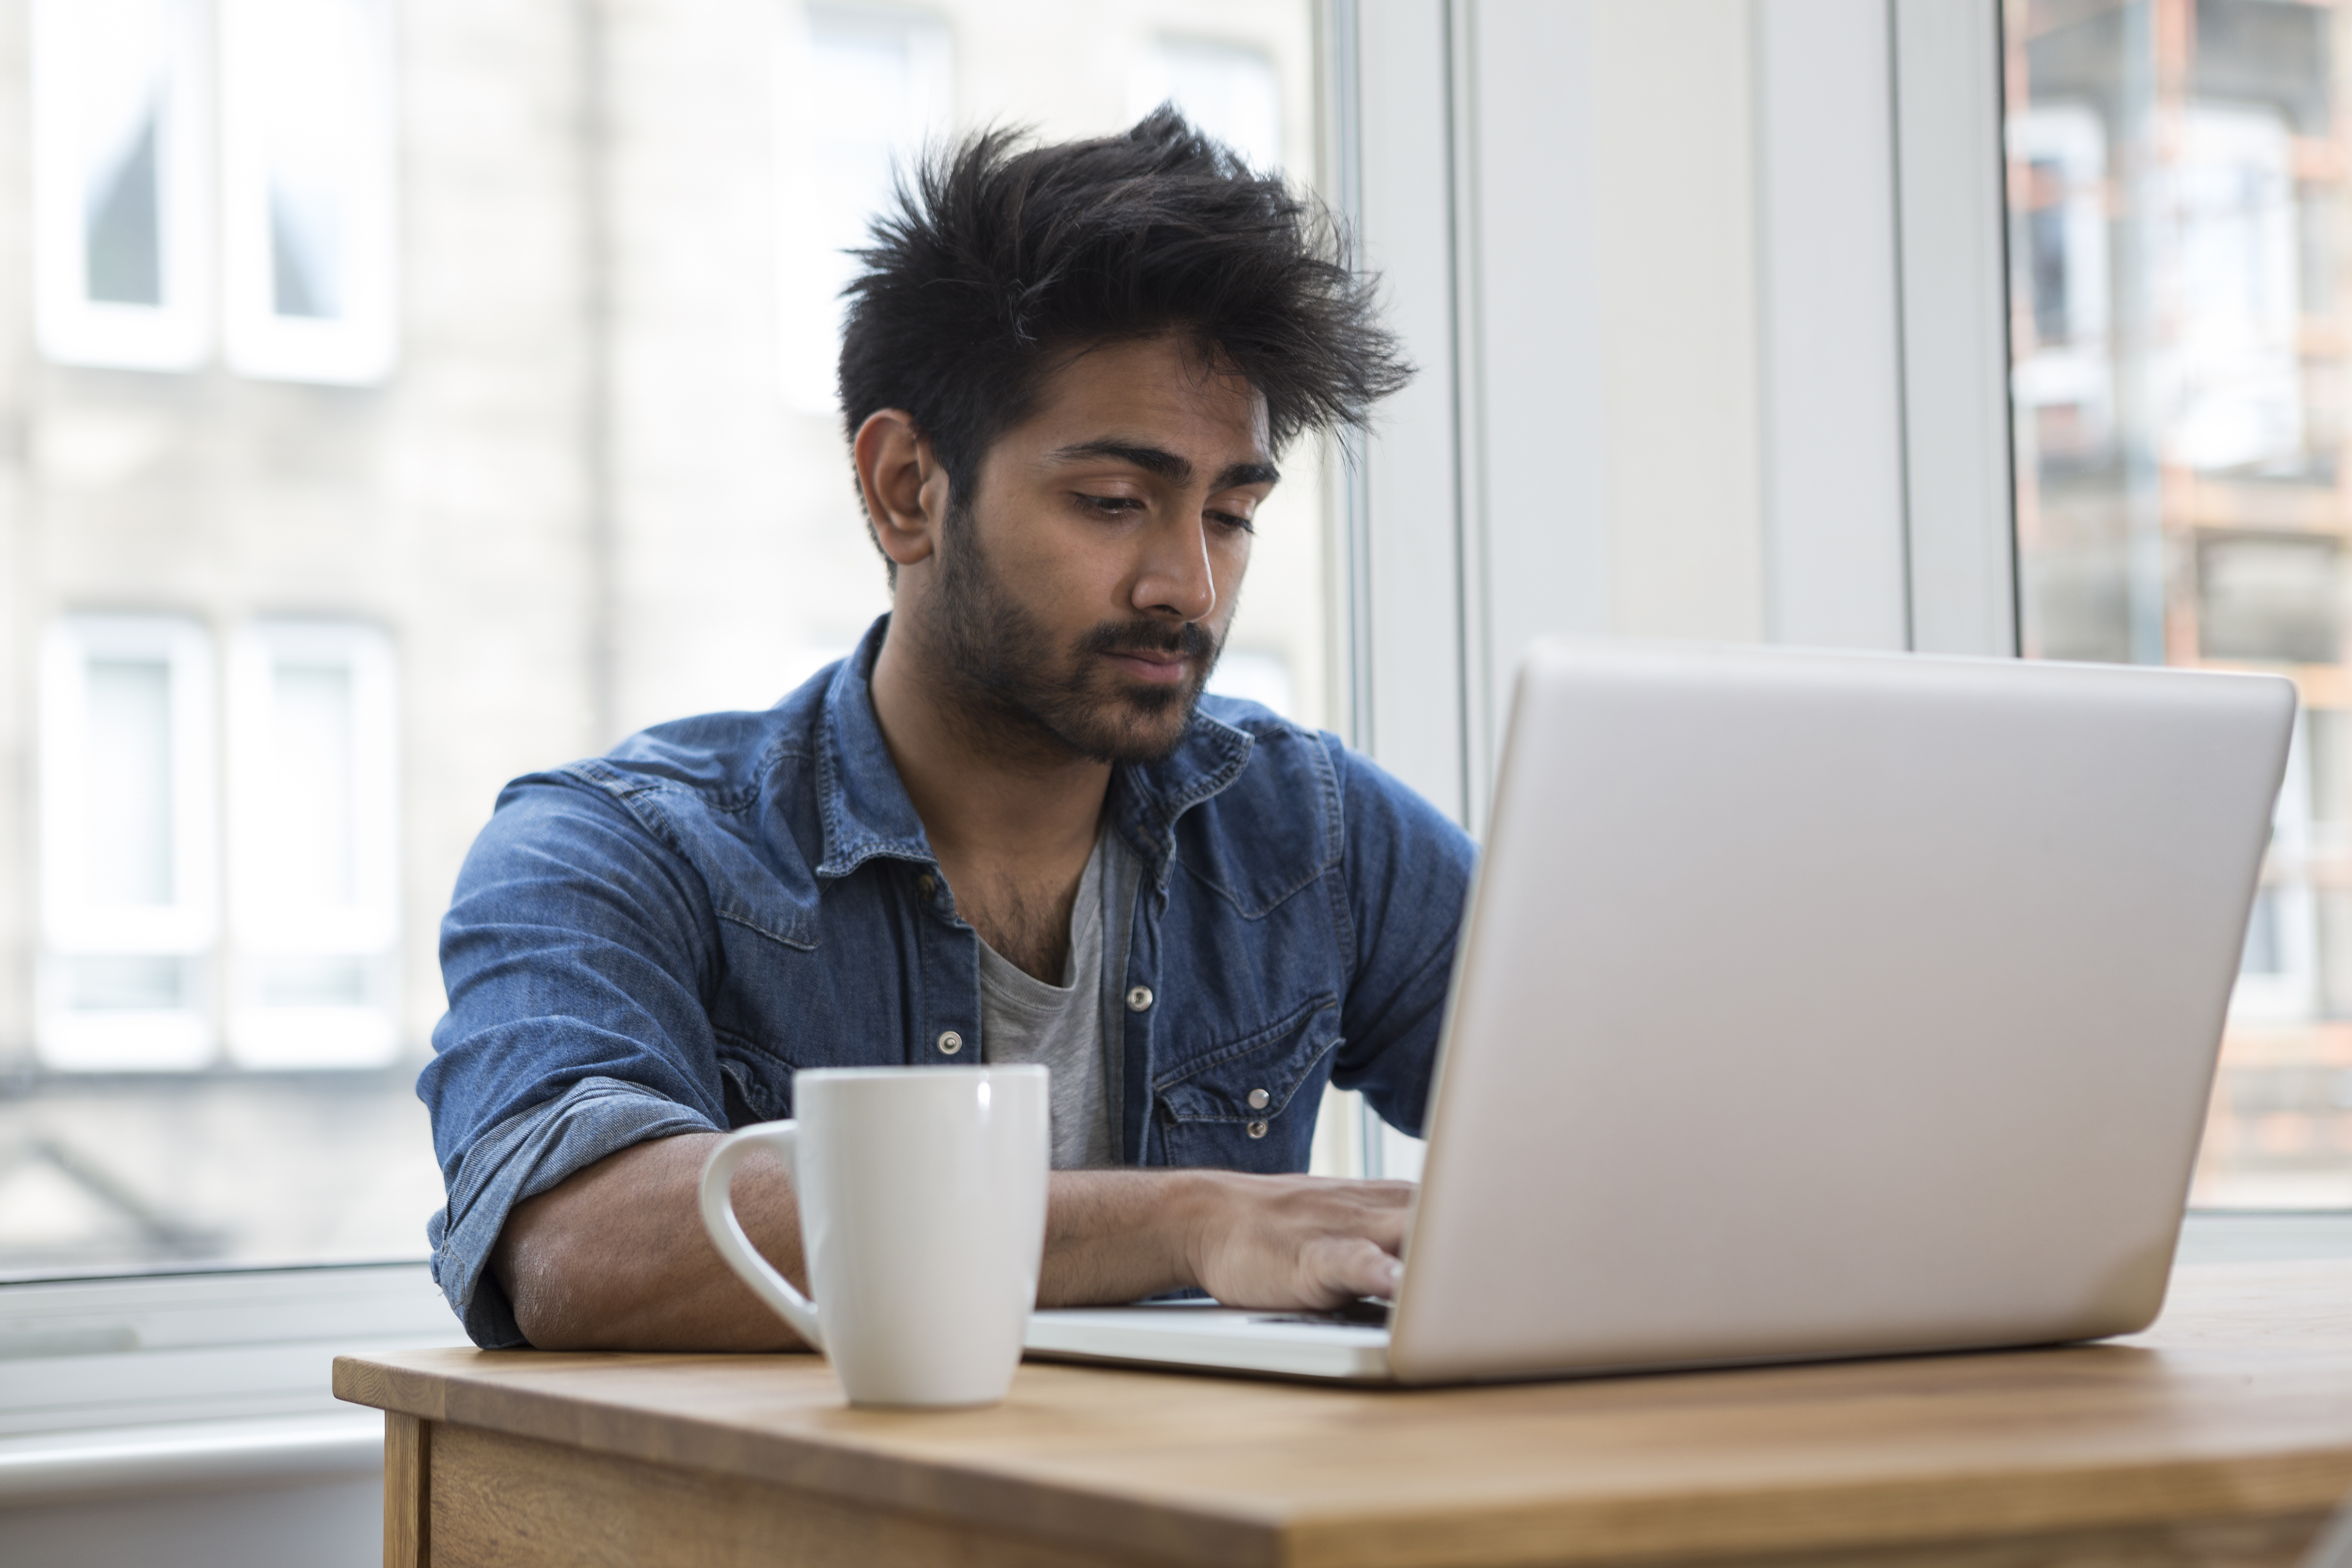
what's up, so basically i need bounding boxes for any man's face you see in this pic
[918,335,1274,765]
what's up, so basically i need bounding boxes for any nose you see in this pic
[1130,512,1217,623]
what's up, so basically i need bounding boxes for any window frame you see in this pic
[216,0,401,385]
[28,0,215,372]
[36,614,221,1072]
[223,619,402,1070]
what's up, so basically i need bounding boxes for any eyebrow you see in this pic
[1046,441,1280,491]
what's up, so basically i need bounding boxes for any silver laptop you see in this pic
[1024,638,2295,1384]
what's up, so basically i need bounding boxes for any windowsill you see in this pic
[0,1259,459,1506]
[0,1260,461,1438]
[0,1411,384,1507]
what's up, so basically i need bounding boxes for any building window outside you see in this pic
[219,0,399,383]
[29,0,213,371]
[36,616,220,1073]
[2006,0,2352,1206]
[13,616,411,1269]
[30,0,396,384]
[226,621,401,1070]
[35,617,400,1077]
[774,4,953,417]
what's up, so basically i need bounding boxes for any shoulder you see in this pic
[481,672,831,879]
[1189,695,1347,825]
[1194,693,1327,766]
[576,677,823,811]
[1171,697,1471,897]
[1194,694,1464,849]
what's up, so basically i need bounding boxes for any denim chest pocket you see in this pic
[1154,995,1341,1172]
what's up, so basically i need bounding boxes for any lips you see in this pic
[1104,650,1190,685]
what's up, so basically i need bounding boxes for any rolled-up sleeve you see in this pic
[428,1077,718,1346]
[418,772,733,1346]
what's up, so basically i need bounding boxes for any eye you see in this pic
[1208,508,1256,535]
[1075,493,1144,517]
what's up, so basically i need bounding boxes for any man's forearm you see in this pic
[494,1140,1220,1350]
[493,1132,805,1351]
[1038,1168,1219,1306]
[493,1135,1410,1351]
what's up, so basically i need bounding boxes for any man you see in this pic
[420,109,1475,1350]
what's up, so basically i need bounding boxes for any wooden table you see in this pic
[335,1260,2352,1568]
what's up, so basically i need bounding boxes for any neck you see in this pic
[868,614,1114,873]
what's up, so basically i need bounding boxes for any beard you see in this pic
[925,499,1224,766]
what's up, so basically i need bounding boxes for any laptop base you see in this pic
[1025,1303,1393,1382]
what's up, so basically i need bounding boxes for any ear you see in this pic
[853,409,950,568]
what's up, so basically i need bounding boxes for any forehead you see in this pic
[1012,335,1271,458]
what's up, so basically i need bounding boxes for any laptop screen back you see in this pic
[1391,641,2293,1384]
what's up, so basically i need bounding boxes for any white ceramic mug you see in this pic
[698,1065,1050,1408]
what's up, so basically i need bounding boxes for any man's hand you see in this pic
[1036,1168,1411,1311]
[1185,1172,1414,1308]
[495,1139,1417,1349]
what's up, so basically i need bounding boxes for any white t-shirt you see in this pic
[974,827,1142,1168]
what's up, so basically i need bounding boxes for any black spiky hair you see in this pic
[837,107,1411,537]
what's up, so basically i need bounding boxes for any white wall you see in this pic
[1754,0,1910,651]
[1586,1,1768,647]
[1339,0,2007,825]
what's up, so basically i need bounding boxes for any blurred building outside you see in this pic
[6,0,2348,1283]
[0,0,1328,1276]
[2008,0,2352,1205]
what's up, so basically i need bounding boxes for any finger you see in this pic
[1304,1177,1415,1207]
[1306,1235,1406,1305]
[1354,1179,1418,1206]
[1352,1207,1409,1256]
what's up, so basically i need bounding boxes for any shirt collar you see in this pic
[812,614,1255,884]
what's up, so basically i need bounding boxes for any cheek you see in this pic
[1212,534,1253,606]
[992,512,1110,602]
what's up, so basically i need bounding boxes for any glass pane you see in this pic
[86,108,162,306]
[245,0,371,321]
[82,657,174,909]
[2006,0,2352,1206]
[72,0,171,307]
[32,0,209,371]
[218,0,394,383]
[262,661,357,908]
[68,954,184,1011]
[255,955,367,1007]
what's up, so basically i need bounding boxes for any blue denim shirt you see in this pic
[420,618,1476,1346]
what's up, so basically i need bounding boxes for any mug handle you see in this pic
[698,1123,824,1349]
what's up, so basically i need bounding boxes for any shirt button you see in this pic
[1246,1120,1269,1139]
[1246,1088,1270,1110]
[937,1030,963,1055]
[1125,986,1154,1013]
[919,874,936,897]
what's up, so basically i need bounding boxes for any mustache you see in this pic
[1079,621,1219,660]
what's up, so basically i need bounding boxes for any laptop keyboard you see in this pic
[1246,1297,1392,1328]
